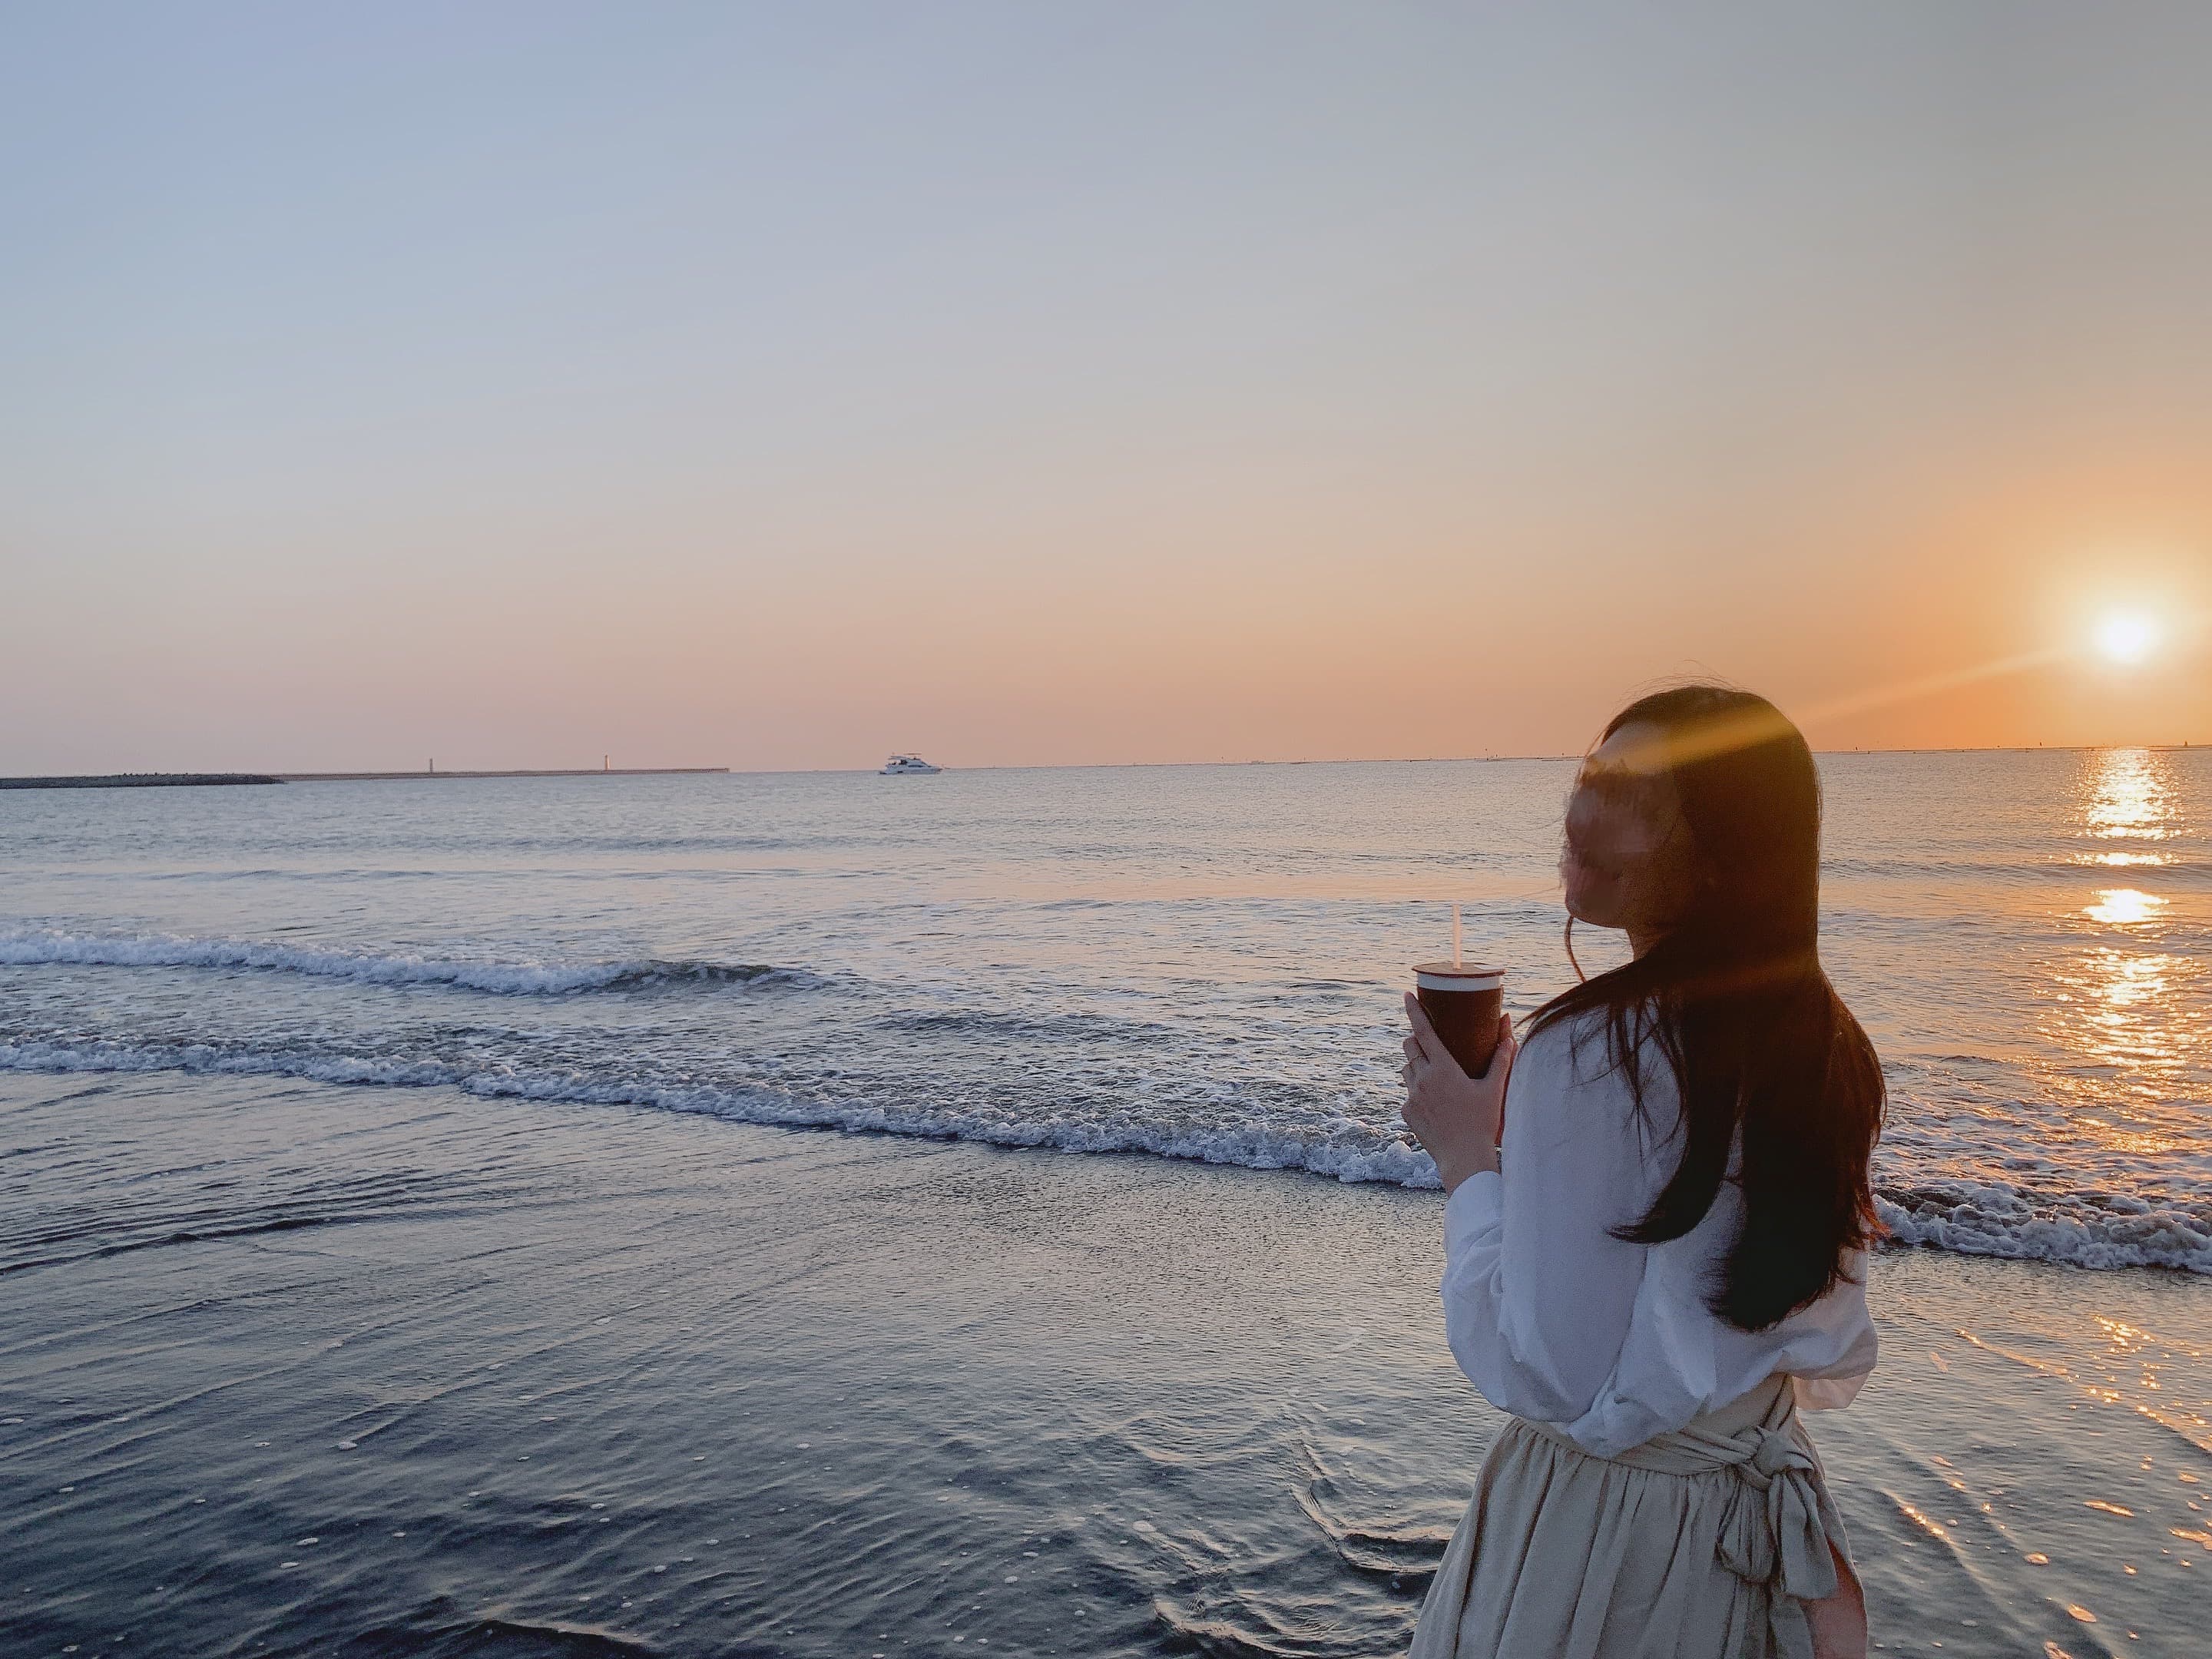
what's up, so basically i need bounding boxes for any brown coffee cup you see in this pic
[1413,962,1507,1079]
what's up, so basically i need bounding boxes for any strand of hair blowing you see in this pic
[1528,687,1887,1332]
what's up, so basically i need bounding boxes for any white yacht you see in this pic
[879,753,942,775]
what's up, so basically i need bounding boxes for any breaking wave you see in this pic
[0,929,813,995]
[1876,1180,2212,1276]
[0,1035,1439,1189]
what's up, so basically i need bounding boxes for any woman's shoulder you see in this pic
[1512,1005,1682,1142]
[1516,1005,1644,1088]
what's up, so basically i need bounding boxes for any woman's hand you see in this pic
[1401,994,1517,1194]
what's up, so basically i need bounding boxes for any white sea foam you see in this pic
[1876,1185,2212,1276]
[0,929,803,995]
[2,1036,2203,1276]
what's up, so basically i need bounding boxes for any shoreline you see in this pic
[4,1025,2204,1278]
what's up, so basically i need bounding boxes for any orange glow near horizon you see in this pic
[9,519,2212,774]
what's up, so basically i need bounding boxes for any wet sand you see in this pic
[2,1071,2206,1657]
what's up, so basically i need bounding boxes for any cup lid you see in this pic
[1413,961,1505,984]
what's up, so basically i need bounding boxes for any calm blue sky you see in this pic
[5,3,2210,770]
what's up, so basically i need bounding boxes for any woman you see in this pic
[1400,685,1883,1659]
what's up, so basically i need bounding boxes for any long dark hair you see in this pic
[1528,685,1885,1332]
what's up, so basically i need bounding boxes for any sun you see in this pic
[2094,612,2158,664]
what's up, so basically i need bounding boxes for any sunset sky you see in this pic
[5,2,2210,773]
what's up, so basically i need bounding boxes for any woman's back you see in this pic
[1442,1011,1878,1458]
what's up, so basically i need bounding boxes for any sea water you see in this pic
[5,751,2210,1657]
[2,747,2207,1273]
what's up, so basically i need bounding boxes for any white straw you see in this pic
[1452,902,1462,968]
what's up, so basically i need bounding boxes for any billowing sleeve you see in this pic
[1439,1018,1661,1428]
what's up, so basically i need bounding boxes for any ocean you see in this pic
[3,750,2209,1657]
[3,748,2207,1273]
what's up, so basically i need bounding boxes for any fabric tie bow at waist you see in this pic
[1705,1421,1840,1604]
[1523,1377,1847,1659]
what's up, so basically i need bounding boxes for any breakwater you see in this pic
[1,768,731,790]
[0,773,281,790]
[273,767,730,781]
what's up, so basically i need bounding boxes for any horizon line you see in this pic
[9,739,2201,786]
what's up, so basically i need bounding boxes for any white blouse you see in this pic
[1441,1011,1879,1459]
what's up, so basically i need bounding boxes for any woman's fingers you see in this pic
[1489,1015,1519,1083]
[1402,992,1443,1066]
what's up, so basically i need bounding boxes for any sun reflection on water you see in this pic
[2045,943,2210,1095]
[2083,747,2177,841]
[2084,889,2167,926]
[2042,749,2207,1103]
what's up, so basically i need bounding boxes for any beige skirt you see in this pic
[1409,1374,1857,1659]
